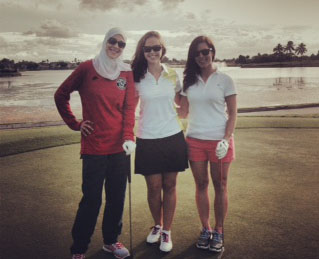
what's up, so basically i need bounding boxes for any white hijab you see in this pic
[93,27,131,80]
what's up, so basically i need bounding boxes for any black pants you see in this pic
[70,152,130,254]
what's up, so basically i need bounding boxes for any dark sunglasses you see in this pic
[143,45,162,53]
[107,37,126,49]
[194,48,213,57]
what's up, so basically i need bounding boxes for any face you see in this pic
[106,34,125,59]
[194,42,214,69]
[143,36,162,65]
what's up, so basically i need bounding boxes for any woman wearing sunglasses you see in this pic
[131,31,188,253]
[55,27,136,259]
[178,36,237,253]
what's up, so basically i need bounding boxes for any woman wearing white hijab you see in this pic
[55,27,136,259]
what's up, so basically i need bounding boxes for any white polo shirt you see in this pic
[183,70,236,140]
[136,64,182,139]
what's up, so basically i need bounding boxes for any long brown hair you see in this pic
[131,31,167,83]
[183,36,216,92]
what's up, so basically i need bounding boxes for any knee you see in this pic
[79,195,102,209]
[162,181,176,193]
[195,179,209,191]
[147,183,162,196]
[213,180,227,193]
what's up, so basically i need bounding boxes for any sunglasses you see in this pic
[143,45,162,53]
[195,48,213,57]
[107,37,126,49]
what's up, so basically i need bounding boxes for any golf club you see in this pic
[218,158,225,257]
[127,167,134,259]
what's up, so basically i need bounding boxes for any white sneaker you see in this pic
[146,225,162,244]
[159,230,172,252]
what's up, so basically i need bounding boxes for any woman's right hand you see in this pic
[80,120,94,136]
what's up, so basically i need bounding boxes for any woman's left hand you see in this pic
[122,140,136,155]
[216,139,229,159]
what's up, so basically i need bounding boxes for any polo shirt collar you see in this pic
[197,67,219,83]
[146,63,168,76]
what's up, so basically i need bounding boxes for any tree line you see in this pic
[235,41,319,64]
[2,41,319,70]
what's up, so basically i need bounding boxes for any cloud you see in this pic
[0,32,102,62]
[0,36,8,48]
[185,12,196,20]
[22,31,34,35]
[78,0,184,11]
[78,0,147,11]
[262,35,274,40]
[34,20,78,38]
[160,0,185,8]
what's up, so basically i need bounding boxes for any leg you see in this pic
[210,162,231,233]
[71,157,106,254]
[102,152,130,244]
[145,174,163,226]
[190,160,211,230]
[162,172,178,231]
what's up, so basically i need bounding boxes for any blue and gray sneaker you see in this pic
[196,228,212,249]
[209,230,224,252]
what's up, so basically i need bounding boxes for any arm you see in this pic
[54,64,84,131]
[176,92,189,119]
[223,94,237,141]
[122,72,138,142]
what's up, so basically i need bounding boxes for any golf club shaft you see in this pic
[219,159,225,246]
[128,168,133,257]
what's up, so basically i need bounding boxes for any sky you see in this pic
[0,0,319,62]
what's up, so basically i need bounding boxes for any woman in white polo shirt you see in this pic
[178,35,237,253]
[131,31,188,253]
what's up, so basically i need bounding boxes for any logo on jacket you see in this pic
[116,77,127,90]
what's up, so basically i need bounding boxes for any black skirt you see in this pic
[135,131,189,175]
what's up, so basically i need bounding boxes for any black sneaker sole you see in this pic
[146,241,160,246]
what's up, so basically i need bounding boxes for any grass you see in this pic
[0,125,80,157]
[1,128,318,259]
[1,116,319,157]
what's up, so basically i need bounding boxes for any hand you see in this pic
[216,139,229,159]
[80,120,94,137]
[122,140,136,156]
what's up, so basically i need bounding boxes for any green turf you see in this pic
[0,125,80,157]
[1,128,318,258]
[1,117,319,157]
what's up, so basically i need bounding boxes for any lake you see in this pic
[0,66,318,124]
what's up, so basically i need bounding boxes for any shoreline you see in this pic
[1,61,319,77]
[0,103,318,130]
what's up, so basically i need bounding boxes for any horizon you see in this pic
[1,0,319,62]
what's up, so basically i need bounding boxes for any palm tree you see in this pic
[295,43,307,56]
[273,44,284,55]
[284,41,295,55]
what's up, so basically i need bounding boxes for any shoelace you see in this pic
[114,242,124,249]
[213,232,223,243]
[161,232,169,243]
[200,229,211,239]
[151,226,161,235]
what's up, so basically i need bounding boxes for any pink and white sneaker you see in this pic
[159,230,173,252]
[146,225,162,244]
[72,254,85,259]
[102,242,130,259]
